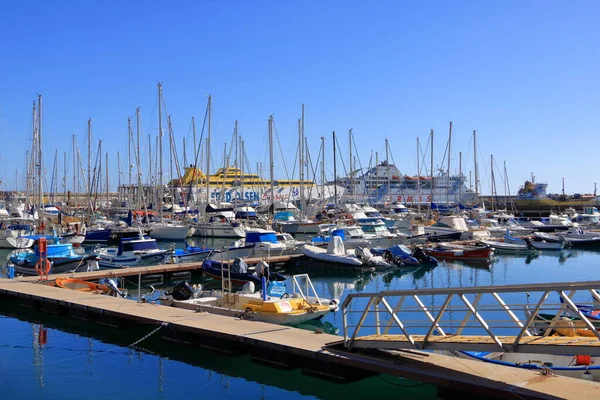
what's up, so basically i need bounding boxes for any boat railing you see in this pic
[341,281,600,355]
[291,274,322,305]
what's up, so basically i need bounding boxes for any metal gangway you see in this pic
[342,281,600,355]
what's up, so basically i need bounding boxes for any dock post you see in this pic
[137,271,141,302]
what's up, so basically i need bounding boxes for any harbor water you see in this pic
[1,239,599,399]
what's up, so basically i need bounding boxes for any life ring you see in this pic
[35,259,51,277]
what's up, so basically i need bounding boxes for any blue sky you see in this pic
[1,1,599,196]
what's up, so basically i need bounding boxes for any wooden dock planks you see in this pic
[352,333,600,354]
[0,278,599,399]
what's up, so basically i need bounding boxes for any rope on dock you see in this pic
[129,321,169,347]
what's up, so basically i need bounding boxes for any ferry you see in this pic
[336,161,477,205]
[169,166,343,205]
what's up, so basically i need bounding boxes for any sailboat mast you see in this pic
[117,151,121,204]
[459,151,463,204]
[473,129,479,198]
[300,104,305,211]
[105,152,109,209]
[417,137,421,213]
[37,95,43,212]
[206,95,212,206]
[87,118,92,210]
[135,107,141,208]
[385,138,391,203]
[430,129,434,212]
[333,131,338,205]
[63,151,67,204]
[268,115,274,210]
[298,117,303,213]
[192,116,197,167]
[490,154,495,211]
[72,135,76,206]
[158,83,164,218]
[128,117,132,202]
[320,136,325,200]
[447,121,452,204]
[348,129,353,202]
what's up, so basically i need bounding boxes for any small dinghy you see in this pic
[54,278,110,294]
[423,243,494,260]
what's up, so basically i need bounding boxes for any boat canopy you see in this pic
[118,239,159,256]
[245,231,278,244]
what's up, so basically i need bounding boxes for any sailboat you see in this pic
[146,83,191,241]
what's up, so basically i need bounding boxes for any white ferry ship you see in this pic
[336,161,477,205]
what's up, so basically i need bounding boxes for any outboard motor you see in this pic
[99,277,125,297]
[412,247,438,264]
[257,260,270,279]
[171,281,194,301]
[355,246,373,264]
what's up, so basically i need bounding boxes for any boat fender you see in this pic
[582,368,594,381]
[242,281,255,294]
[575,354,592,366]
[329,298,340,306]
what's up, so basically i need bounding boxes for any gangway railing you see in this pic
[342,281,600,355]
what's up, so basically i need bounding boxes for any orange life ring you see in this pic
[35,259,51,276]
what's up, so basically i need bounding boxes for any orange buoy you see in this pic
[575,354,592,366]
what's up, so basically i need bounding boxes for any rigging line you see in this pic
[304,136,317,203]
[185,100,209,207]
[271,119,295,209]
[272,118,292,182]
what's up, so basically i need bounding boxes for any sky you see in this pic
[1,0,599,196]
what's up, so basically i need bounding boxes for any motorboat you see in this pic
[9,236,98,276]
[533,229,600,247]
[201,258,285,285]
[209,229,301,260]
[94,234,171,269]
[0,218,35,248]
[454,351,600,381]
[478,238,538,254]
[161,273,339,326]
[300,236,388,269]
[504,231,566,250]
[168,247,213,263]
[422,242,494,260]
[147,219,192,240]
[371,244,438,266]
[193,204,247,237]
[192,213,246,238]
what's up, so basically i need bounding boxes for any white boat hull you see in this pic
[193,223,246,238]
[301,244,364,266]
[149,224,190,241]
[0,236,35,249]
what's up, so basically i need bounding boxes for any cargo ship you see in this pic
[513,176,600,216]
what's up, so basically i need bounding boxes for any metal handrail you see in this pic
[342,282,600,354]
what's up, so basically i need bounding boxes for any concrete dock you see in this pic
[0,278,599,399]
[16,255,298,282]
